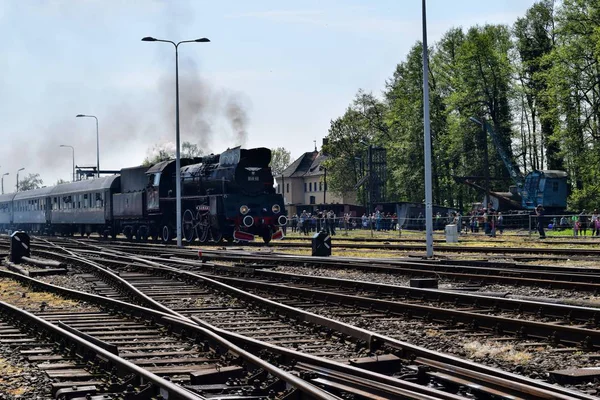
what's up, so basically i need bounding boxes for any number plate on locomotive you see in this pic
[247,177,260,181]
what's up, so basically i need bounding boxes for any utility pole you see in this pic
[422,0,434,257]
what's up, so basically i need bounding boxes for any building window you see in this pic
[310,196,316,205]
[286,183,289,193]
[319,182,322,191]
[304,183,307,192]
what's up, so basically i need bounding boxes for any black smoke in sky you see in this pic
[3,59,252,186]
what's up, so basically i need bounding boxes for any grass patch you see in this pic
[0,278,98,312]
[464,340,532,365]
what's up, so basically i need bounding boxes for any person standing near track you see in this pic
[536,205,546,239]
[591,209,599,236]
[580,210,588,236]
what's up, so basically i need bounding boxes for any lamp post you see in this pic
[1,173,8,194]
[76,114,99,178]
[422,0,434,257]
[142,35,210,247]
[60,145,75,182]
[16,168,24,192]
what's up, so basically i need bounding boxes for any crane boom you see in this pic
[473,118,524,187]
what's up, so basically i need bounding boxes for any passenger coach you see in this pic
[12,186,53,233]
[49,176,119,236]
[0,193,16,230]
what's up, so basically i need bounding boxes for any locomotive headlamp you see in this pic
[272,204,281,214]
[240,205,249,215]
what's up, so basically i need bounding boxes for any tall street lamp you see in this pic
[16,168,24,192]
[1,173,8,194]
[60,145,76,182]
[422,0,434,257]
[142,35,210,247]
[76,114,99,178]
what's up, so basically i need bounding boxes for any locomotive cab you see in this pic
[521,170,569,211]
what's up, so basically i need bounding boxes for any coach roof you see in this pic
[0,193,16,203]
[13,186,56,201]
[50,175,120,197]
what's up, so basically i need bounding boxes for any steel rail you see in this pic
[193,250,600,292]
[41,245,600,348]
[34,238,187,319]
[94,258,596,400]
[31,238,600,282]
[0,300,203,400]
[0,268,343,399]
[193,319,591,400]
[252,269,600,324]
[177,317,465,400]
[209,274,600,349]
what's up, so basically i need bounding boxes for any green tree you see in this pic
[18,173,43,192]
[514,0,560,170]
[55,178,68,185]
[544,0,600,208]
[269,147,291,176]
[323,91,387,202]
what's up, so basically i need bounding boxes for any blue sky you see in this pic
[0,0,537,187]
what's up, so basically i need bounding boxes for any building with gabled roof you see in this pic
[274,143,358,216]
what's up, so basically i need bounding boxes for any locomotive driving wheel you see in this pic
[182,209,196,243]
[197,213,210,243]
[161,225,172,243]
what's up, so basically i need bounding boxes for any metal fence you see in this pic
[528,214,600,237]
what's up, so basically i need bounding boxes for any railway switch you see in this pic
[312,230,332,256]
[10,231,30,263]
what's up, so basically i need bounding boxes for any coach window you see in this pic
[96,192,104,208]
[83,193,88,209]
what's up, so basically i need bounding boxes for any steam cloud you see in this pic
[2,57,251,188]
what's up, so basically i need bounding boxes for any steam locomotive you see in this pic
[0,147,287,244]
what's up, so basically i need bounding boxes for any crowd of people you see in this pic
[289,209,398,235]
[552,209,600,237]
[285,206,600,239]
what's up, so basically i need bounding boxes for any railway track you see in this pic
[32,241,599,399]
[6,233,600,259]
[3,235,600,398]
[0,270,340,399]
[282,234,600,247]
[40,238,600,293]
[0,300,202,400]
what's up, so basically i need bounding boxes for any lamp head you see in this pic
[3,173,8,176]
[18,168,24,172]
[76,114,85,118]
[195,38,210,42]
[141,36,157,42]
